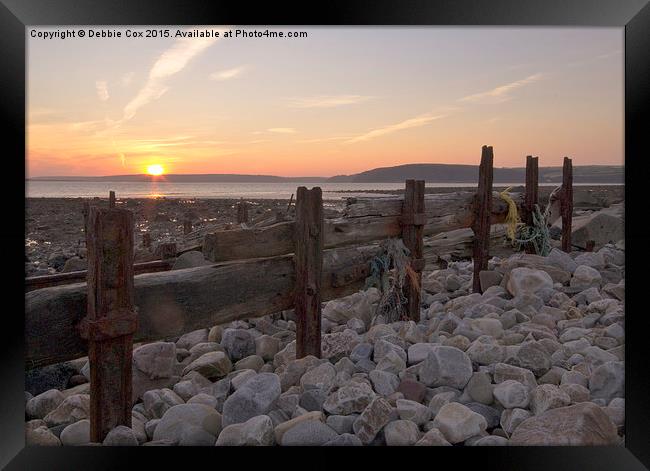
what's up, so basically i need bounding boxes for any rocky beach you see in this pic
[24,186,625,446]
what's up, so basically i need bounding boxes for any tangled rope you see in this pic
[499,186,521,241]
[365,238,419,323]
[498,185,563,257]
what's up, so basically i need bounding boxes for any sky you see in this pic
[27,26,623,177]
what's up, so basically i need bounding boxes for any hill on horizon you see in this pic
[29,163,624,184]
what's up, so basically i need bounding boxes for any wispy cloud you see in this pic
[568,50,622,67]
[286,95,373,109]
[344,112,447,144]
[267,128,297,134]
[460,73,544,105]
[120,72,134,87]
[95,80,109,101]
[209,65,248,81]
[123,28,220,121]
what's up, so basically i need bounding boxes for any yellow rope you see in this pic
[498,186,521,242]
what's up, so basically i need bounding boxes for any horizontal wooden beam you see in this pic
[204,191,522,263]
[25,245,381,370]
[25,260,175,292]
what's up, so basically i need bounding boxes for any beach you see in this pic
[25,185,624,277]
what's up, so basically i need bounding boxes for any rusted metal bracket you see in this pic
[78,309,138,341]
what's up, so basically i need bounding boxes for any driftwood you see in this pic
[203,191,523,263]
[25,244,382,369]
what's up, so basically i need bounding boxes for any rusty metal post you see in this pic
[236,199,249,224]
[401,179,425,322]
[294,187,323,359]
[561,157,573,252]
[80,206,136,443]
[472,145,494,293]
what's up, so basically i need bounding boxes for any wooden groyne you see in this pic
[24,146,574,441]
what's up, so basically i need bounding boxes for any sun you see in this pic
[146,164,165,176]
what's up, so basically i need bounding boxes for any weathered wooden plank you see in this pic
[423,225,514,263]
[402,180,425,321]
[472,146,494,293]
[25,244,382,370]
[83,206,135,442]
[203,192,522,263]
[561,157,573,252]
[295,187,323,358]
[25,260,175,292]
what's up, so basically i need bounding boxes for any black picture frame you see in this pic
[2,0,648,468]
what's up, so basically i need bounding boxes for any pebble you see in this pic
[280,420,338,446]
[216,415,274,446]
[432,402,488,444]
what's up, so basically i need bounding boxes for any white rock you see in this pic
[26,389,65,420]
[396,399,431,425]
[60,419,91,446]
[103,425,139,446]
[493,380,530,409]
[432,402,487,444]
[506,267,553,297]
[153,404,222,445]
[384,420,420,446]
[216,415,274,446]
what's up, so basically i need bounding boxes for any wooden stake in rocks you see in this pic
[401,179,425,322]
[79,206,136,442]
[472,146,494,293]
[236,198,249,224]
[294,187,323,358]
[561,157,573,252]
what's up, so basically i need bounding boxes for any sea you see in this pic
[25,180,620,200]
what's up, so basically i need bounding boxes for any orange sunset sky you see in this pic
[27,26,623,177]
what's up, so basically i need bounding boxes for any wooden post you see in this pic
[82,201,90,235]
[472,145,494,293]
[401,179,425,322]
[156,242,177,260]
[183,219,193,235]
[142,233,151,248]
[586,240,596,252]
[109,191,116,208]
[237,199,249,224]
[524,155,539,254]
[80,206,136,443]
[294,187,323,359]
[561,157,573,252]
[524,156,539,226]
